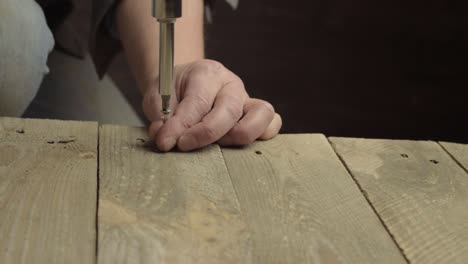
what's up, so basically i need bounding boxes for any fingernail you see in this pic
[178,135,197,151]
[159,137,176,151]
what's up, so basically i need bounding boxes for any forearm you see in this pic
[116,0,205,94]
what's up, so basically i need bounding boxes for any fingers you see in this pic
[153,60,226,151]
[176,78,247,151]
[145,59,281,152]
[259,113,282,140]
[148,120,164,140]
[217,98,277,146]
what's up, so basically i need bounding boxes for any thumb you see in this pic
[142,86,179,142]
[259,113,282,140]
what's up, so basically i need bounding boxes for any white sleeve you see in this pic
[205,0,239,23]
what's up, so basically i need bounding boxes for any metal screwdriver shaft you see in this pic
[159,21,174,122]
[153,0,181,123]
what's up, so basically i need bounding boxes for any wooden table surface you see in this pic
[1,117,467,264]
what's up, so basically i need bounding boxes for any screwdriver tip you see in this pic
[162,108,171,124]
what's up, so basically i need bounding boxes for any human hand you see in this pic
[143,59,282,152]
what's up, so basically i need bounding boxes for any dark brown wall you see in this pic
[206,0,468,142]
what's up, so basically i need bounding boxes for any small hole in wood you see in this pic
[16,129,25,134]
[401,154,409,158]
[255,150,262,155]
[47,141,55,144]
[137,138,146,143]
[58,139,76,144]
[430,159,439,164]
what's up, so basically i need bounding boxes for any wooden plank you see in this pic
[330,137,468,264]
[439,142,468,172]
[98,125,251,264]
[0,117,98,264]
[221,134,406,263]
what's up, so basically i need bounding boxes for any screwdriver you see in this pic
[153,0,182,123]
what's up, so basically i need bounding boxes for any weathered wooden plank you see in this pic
[98,125,251,264]
[0,117,98,264]
[222,134,406,263]
[330,137,468,264]
[439,142,468,172]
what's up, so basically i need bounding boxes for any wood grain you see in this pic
[330,137,468,264]
[98,125,251,264]
[439,142,468,172]
[0,117,98,264]
[222,134,406,263]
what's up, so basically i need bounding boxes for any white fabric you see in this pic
[225,0,239,9]
[0,0,54,117]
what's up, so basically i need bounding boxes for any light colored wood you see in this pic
[98,125,251,264]
[439,142,468,172]
[222,134,406,263]
[330,137,468,264]
[0,117,97,264]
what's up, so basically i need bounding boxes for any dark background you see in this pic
[205,0,468,142]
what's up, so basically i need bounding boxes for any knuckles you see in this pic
[191,59,225,76]
[232,126,256,145]
[149,59,279,149]
[201,124,221,143]
[223,99,244,121]
[259,101,275,116]
[189,94,213,116]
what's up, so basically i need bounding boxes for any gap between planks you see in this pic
[329,137,468,264]
[220,134,406,263]
[95,126,101,261]
[325,137,411,263]
[438,142,468,174]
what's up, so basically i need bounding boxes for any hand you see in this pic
[143,59,282,152]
